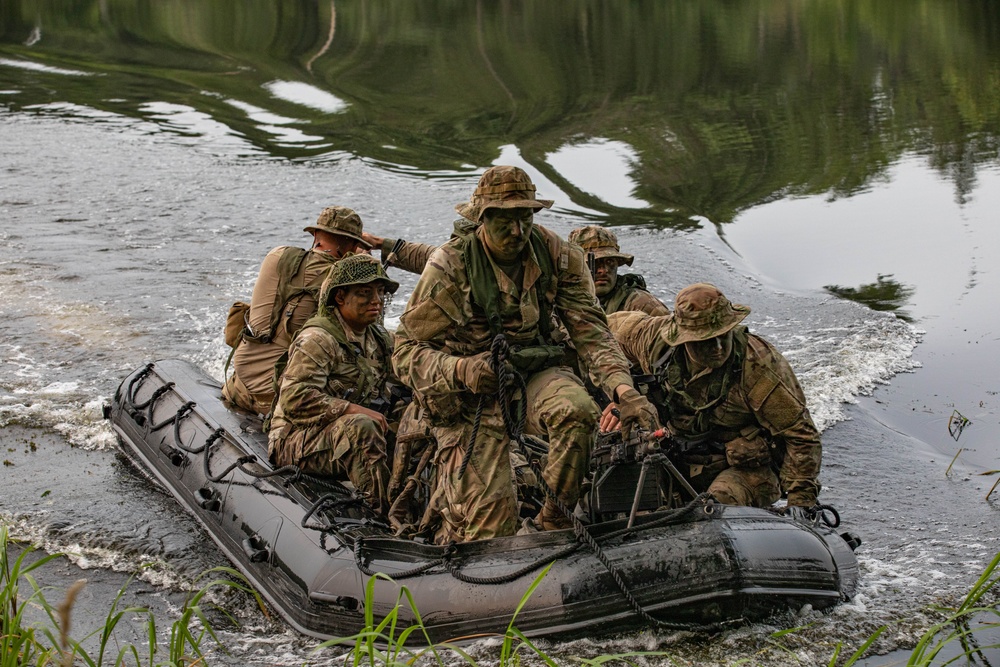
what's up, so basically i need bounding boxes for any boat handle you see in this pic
[194,487,221,512]
[242,535,270,563]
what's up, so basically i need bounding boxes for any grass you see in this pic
[1,525,265,666]
[3,523,999,666]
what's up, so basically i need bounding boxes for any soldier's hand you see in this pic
[599,403,621,433]
[344,403,389,433]
[456,352,499,395]
[616,387,660,440]
[361,232,384,248]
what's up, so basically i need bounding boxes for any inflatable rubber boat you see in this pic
[107,359,860,642]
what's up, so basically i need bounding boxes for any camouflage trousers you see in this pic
[221,372,274,417]
[683,456,780,508]
[270,413,391,515]
[421,366,599,544]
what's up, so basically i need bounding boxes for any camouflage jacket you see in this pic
[231,246,338,398]
[393,224,633,419]
[601,274,670,316]
[268,308,392,446]
[609,311,821,505]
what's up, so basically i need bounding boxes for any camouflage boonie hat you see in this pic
[325,253,399,295]
[663,283,750,346]
[568,226,634,267]
[455,165,554,223]
[303,206,371,249]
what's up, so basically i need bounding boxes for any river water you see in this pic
[1,2,999,664]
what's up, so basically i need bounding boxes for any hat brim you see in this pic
[332,276,400,295]
[303,226,373,249]
[588,247,634,267]
[455,198,554,223]
[663,304,751,346]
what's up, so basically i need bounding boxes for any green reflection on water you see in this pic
[1,0,998,227]
[825,275,915,321]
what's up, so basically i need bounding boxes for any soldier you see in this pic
[607,283,822,518]
[267,254,399,515]
[392,165,660,543]
[567,226,670,316]
[222,207,371,415]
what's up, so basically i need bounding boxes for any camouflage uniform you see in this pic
[567,226,670,316]
[393,166,646,543]
[223,207,371,415]
[267,254,399,514]
[608,284,822,508]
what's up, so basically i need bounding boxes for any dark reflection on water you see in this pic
[825,275,915,322]
[1,0,999,227]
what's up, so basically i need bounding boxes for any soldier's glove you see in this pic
[616,388,660,441]
[786,505,818,525]
[456,352,499,395]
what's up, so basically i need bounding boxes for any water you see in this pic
[1,2,999,664]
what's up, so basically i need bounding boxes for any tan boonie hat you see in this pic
[455,165,554,222]
[568,226,634,267]
[663,283,750,346]
[325,253,399,295]
[303,206,371,249]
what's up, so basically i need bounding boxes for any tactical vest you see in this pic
[602,273,649,314]
[460,226,558,343]
[243,246,317,345]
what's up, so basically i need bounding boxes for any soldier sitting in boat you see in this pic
[392,165,660,543]
[567,226,670,317]
[222,206,371,416]
[606,283,822,518]
[267,254,398,515]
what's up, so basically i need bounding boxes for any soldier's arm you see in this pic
[379,237,437,275]
[553,241,634,398]
[745,344,822,506]
[623,289,671,317]
[606,310,671,373]
[277,328,352,427]
[391,248,467,396]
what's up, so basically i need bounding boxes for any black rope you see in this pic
[458,397,485,479]
[142,384,175,426]
[150,401,195,432]
[353,538,447,579]
[302,494,365,531]
[124,363,155,409]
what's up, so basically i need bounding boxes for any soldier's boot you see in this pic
[537,499,573,531]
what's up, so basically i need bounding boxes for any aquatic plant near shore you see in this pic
[0,526,266,666]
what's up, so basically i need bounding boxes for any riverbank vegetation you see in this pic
[2,526,997,666]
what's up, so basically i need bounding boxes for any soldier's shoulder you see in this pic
[425,238,467,275]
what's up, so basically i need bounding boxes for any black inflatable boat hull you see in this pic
[108,359,859,642]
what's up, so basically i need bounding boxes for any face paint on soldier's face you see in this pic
[335,283,386,333]
[593,257,619,297]
[684,330,734,370]
[482,208,534,262]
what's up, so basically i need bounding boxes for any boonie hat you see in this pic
[663,283,750,346]
[568,226,634,267]
[455,165,554,223]
[304,206,371,249]
[325,253,399,295]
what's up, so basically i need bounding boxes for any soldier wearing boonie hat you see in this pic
[222,206,371,416]
[268,253,397,517]
[393,165,661,543]
[607,283,822,520]
[568,226,669,316]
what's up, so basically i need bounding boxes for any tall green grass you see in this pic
[3,523,999,666]
[1,525,265,667]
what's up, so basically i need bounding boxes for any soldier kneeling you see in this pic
[267,254,398,515]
